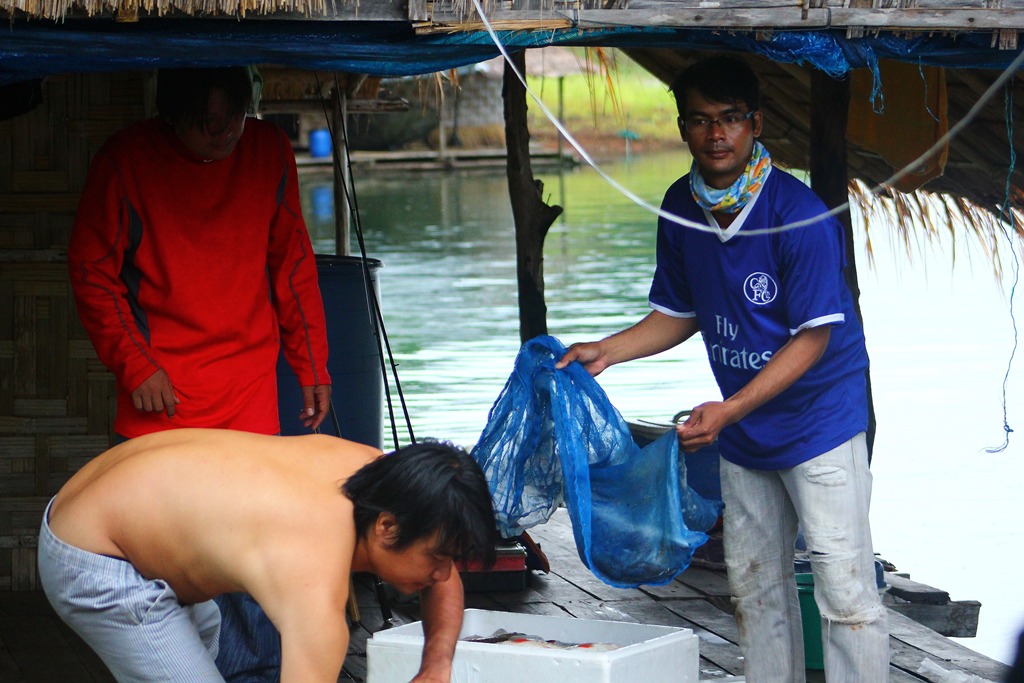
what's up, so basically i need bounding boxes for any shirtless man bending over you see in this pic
[38,429,498,683]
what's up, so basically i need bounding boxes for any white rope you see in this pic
[470,0,1024,236]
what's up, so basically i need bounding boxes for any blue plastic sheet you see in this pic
[4,20,1022,87]
[472,335,723,589]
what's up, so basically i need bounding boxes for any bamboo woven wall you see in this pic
[0,72,145,590]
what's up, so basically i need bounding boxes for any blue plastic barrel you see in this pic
[277,255,384,448]
[309,128,332,158]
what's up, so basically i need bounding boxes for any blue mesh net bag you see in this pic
[471,335,724,589]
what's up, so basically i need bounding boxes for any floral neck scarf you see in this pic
[690,141,772,214]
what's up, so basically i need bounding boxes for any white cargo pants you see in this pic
[720,432,889,683]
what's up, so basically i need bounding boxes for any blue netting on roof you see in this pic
[1,19,1022,86]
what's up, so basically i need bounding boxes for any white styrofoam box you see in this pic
[366,608,698,683]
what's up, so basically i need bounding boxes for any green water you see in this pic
[299,152,719,447]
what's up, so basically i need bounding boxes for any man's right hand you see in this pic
[132,369,180,417]
[555,342,609,377]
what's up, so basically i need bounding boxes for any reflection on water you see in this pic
[299,152,1024,664]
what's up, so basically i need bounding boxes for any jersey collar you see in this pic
[700,165,773,243]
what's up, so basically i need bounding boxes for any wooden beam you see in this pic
[575,7,829,29]
[888,600,981,639]
[829,7,1024,30]
[422,7,825,31]
[423,4,1024,31]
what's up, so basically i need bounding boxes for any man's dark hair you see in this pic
[155,67,253,130]
[343,440,498,566]
[670,54,760,116]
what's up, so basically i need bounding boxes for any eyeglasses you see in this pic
[681,110,757,134]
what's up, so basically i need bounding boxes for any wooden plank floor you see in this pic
[0,508,1011,682]
[343,509,1011,683]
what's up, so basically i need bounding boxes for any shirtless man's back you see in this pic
[40,429,497,683]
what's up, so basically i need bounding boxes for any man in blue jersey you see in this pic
[557,55,888,682]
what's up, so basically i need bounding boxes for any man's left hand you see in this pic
[300,384,333,430]
[677,401,735,452]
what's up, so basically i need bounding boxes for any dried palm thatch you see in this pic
[850,180,1023,279]
[0,0,611,20]
[1,0,343,18]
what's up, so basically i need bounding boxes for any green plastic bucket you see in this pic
[796,573,824,670]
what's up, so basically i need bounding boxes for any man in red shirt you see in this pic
[69,67,331,438]
[68,67,334,681]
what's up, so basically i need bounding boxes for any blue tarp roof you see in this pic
[2,19,1023,86]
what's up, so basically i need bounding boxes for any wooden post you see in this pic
[332,84,350,256]
[503,51,563,343]
[437,90,447,163]
[809,67,877,457]
[557,75,565,160]
[449,84,462,148]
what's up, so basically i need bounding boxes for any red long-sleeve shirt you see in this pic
[69,117,330,437]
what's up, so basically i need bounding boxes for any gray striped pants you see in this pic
[38,498,224,682]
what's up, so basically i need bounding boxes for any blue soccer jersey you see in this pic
[649,167,869,470]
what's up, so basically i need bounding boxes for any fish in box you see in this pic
[367,608,699,683]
